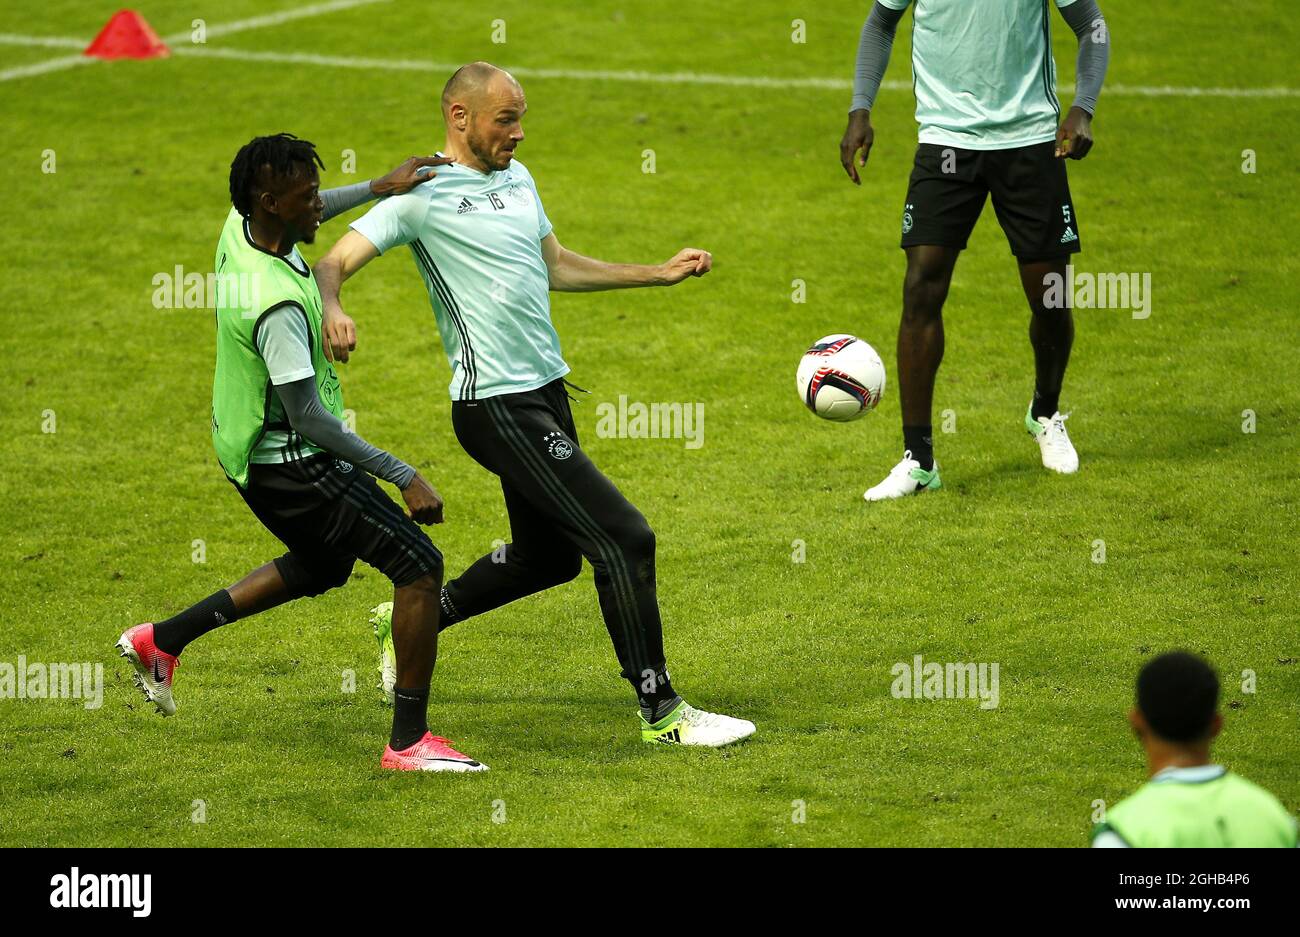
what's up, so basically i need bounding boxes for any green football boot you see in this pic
[640,700,756,748]
[368,601,396,705]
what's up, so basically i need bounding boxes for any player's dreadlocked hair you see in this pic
[228,133,325,218]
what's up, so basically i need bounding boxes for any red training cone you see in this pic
[84,10,169,60]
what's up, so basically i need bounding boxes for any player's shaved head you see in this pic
[441,62,521,120]
[440,62,527,174]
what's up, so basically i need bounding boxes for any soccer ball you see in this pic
[796,334,886,422]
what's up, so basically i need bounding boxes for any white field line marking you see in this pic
[1102,84,1300,98]
[160,0,392,44]
[0,54,96,81]
[0,33,85,48]
[0,0,392,82]
[171,47,1300,99]
[4,30,1299,99]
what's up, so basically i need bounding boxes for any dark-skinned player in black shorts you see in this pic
[841,0,1110,500]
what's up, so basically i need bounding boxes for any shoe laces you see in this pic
[1043,411,1072,442]
[406,735,458,756]
[682,706,724,728]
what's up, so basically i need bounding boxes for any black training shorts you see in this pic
[900,140,1081,261]
[234,454,442,594]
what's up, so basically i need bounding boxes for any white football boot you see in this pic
[863,449,942,501]
[641,701,756,748]
[1025,405,1079,474]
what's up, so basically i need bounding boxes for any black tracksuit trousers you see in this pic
[442,379,667,684]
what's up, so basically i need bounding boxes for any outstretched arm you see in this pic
[541,233,712,292]
[320,156,452,223]
[276,378,415,487]
[1055,0,1111,159]
[841,1,907,185]
[276,380,442,524]
[313,229,380,362]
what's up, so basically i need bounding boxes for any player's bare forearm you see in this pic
[312,230,379,362]
[313,253,346,310]
[549,248,663,292]
[316,231,379,296]
[541,234,712,292]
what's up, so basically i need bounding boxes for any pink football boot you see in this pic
[381,732,488,773]
[116,623,180,716]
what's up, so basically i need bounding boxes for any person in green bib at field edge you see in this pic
[1092,651,1298,847]
[117,134,492,772]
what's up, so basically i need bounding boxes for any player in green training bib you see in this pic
[843,0,1111,500]
[1092,651,1298,848]
[118,134,491,772]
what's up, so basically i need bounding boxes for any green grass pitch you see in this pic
[0,0,1296,847]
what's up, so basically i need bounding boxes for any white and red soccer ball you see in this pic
[796,334,886,422]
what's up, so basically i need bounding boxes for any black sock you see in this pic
[1031,388,1060,421]
[632,667,681,724]
[152,589,238,657]
[390,686,430,751]
[902,425,934,470]
[438,587,461,632]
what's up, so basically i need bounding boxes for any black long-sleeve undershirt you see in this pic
[274,375,416,489]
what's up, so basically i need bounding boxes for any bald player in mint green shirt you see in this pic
[311,62,758,750]
[344,155,565,400]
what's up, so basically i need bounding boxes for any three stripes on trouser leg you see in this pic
[482,396,663,679]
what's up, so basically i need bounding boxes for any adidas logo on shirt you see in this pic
[456,197,478,214]
[1060,226,1078,244]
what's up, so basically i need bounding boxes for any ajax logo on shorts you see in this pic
[902,202,914,234]
[544,431,573,461]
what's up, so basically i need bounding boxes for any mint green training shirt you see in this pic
[350,158,569,401]
[881,0,1077,150]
